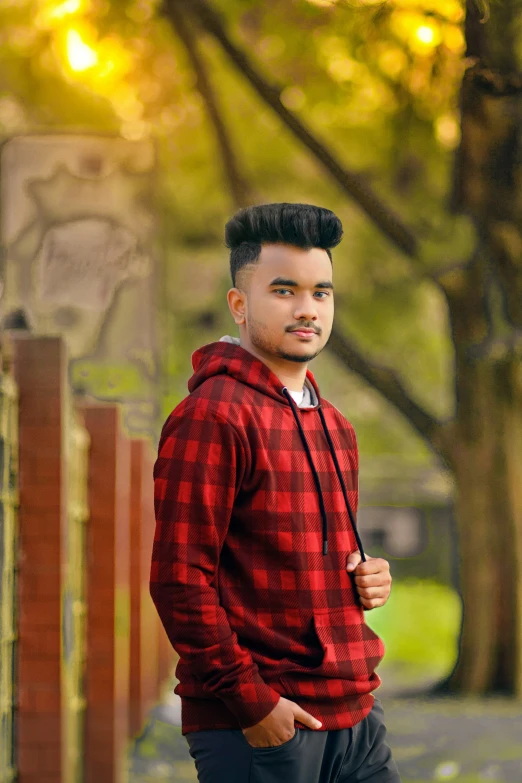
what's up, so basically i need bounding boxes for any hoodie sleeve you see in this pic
[150,403,281,729]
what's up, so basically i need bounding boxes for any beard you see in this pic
[247,315,325,363]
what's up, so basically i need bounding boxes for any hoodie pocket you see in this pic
[279,605,385,695]
[312,606,385,681]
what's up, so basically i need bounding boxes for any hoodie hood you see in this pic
[188,336,321,409]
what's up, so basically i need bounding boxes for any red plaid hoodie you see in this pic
[151,339,385,736]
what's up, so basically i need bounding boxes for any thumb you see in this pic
[293,706,322,730]
[346,551,362,572]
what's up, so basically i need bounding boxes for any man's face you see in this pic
[234,243,334,364]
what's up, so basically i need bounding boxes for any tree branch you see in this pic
[165,0,255,207]
[164,1,452,463]
[182,0,419,259]
[327,323,444,453]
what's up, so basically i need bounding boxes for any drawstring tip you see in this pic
[322,540,328,555]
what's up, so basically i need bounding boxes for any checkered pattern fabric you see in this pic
[150,340,385,735]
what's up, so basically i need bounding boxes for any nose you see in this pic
[293,294,319,323]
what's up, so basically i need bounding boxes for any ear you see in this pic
[227,287,246,325]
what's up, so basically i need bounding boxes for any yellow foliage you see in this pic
[280,86,306,111]
[304,0,340,6]
[327,56,358,83]
[24,0,466,149]
[390,0,463,23]
[377,47,408,78]
[435,113,461,149]
[35,0,87,30]
[444,25,465,53]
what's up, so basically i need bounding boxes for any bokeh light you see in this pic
[66,28,98,71]
[416,25,435,45]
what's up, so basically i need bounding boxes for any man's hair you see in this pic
[225,202,343,287]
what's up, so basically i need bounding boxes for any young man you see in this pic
[151,203,400,782]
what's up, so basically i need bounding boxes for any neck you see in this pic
[240,338,307,392]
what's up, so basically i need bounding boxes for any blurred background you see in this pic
[0,0,521,782]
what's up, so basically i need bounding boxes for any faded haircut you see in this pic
[225,202,343,287]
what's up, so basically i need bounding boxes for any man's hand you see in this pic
[242,696,321,748]
[346,552,392,610]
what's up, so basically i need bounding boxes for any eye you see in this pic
[272,288,330,298]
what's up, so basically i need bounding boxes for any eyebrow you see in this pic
[268,277,334,290]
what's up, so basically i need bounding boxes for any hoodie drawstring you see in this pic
[282,387,366,561]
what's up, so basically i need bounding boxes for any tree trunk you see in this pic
[443,359,522,694]
[449,351,522,693]
[426,1,522,696]
[431,251,522,696]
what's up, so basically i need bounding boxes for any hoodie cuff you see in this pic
[220,678,282,730]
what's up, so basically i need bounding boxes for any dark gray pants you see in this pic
[185,697,401,783]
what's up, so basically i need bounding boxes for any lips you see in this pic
[289,329,317,335]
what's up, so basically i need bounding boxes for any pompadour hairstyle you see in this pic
[225,202,343,287]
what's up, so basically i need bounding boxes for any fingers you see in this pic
[356,586,387,601]
[356,573,392,609]
[346,551,362,572]
[354,572,392,588]
[359,594,388,609]
[351,557,389,575]
[345,555,392,610]
[295,708,322,729]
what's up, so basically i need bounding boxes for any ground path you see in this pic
[128,671,522,782]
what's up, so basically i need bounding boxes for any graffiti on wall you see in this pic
[0,134,159,437]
